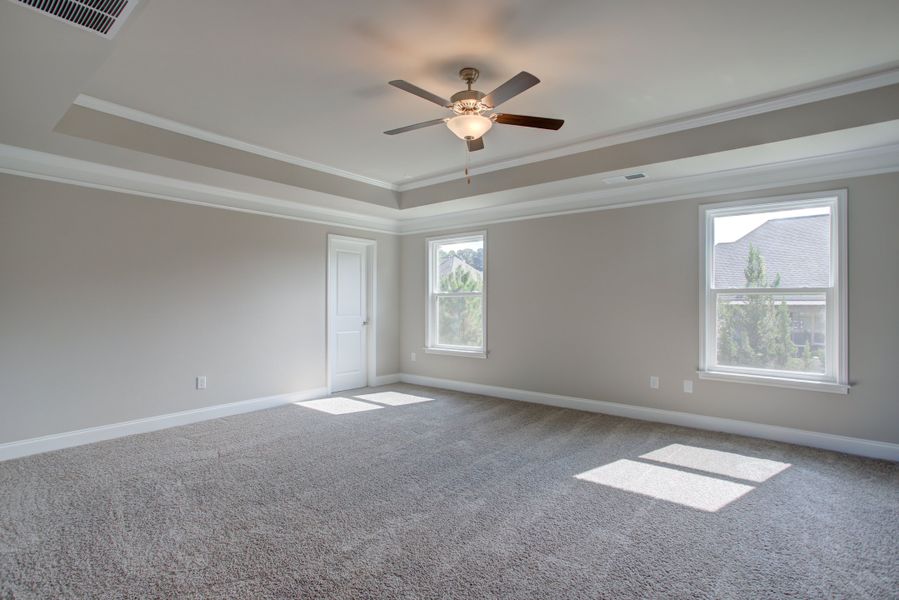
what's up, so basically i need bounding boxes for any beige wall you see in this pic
[0,174,399,443]
[400,172,899,444]
[3,170,897,447]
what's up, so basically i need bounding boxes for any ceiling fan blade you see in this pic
[467,137,485,152]
[482,71,540,108]
[388,80,451,107]
[384,118,447,135]
[494,113,564,130]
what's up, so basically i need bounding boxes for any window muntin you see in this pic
[701,193,846,389]
[427,233,486,354]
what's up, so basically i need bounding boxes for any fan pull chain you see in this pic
[465,146,471,185]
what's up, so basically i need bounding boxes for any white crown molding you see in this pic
[399,374,899,461]
[3,141,899,237]
[73,94,400,191]
[0,386,328,461]
[0,143,402,234]
[396,67,899,190]
[395,143,899,234]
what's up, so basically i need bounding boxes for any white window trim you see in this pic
[698,190,848,394]
[426,231,487,358]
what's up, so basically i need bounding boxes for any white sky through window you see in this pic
[438,240,482,253]
[714,206,830,245]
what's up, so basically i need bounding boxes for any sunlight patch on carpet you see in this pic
[575,459,755,512]
[294,397,383,415]
[640,444,791,483]
[355,391,434,406]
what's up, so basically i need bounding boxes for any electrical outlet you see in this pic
[411,352,417,362]
[683,379,693,394]
[196,376,207,390]
[649,376,659,389]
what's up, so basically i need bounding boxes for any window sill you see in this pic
[424,347,487,359]
[697,370,849,394]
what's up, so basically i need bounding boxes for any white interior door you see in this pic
[328,238,369,392]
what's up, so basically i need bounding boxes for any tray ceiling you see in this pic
[78,0,899,185]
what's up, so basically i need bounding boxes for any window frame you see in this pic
[425,231,487,358]
[698,190,848,394]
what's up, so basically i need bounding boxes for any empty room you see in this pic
[1,1,898,598]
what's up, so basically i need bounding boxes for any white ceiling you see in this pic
[78,0,899,185]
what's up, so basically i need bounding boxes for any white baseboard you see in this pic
[0,387,328,462]
[5,375,895,463]
[371,373,401,386]
[399,374,899,462]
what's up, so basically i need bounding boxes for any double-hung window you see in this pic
[426,232,486,357]
[699,191,848,393]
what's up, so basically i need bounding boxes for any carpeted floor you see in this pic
[1,384,897,599]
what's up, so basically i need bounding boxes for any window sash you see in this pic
[707,288,834,382]
[710,287,830,295]
[432,291,482,298]
[429,294,485,350]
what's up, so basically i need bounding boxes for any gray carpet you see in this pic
[1,384,897,599]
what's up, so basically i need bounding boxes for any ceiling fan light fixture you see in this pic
[446,114,493,140]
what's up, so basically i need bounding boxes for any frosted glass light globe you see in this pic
[446,114,493,140]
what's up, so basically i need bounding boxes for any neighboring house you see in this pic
[714,214,830,288]
[439,255,483,283]
[714,215,829,351]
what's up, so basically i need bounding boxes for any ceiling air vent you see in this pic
[603,172,648,184]
[10,0,139,37]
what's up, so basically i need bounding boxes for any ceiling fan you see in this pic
[384,67,564,152]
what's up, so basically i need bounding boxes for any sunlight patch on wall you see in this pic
[355,391,434,406]
[640,444,791,483]
[294,397,382,415]
[575,459,755,512]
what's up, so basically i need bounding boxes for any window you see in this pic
[699,191,847,393]
[426,232,486,357]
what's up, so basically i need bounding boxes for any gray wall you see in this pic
[400,172,899,444]
[0,174,399,443]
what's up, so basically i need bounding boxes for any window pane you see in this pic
[713,206,831,288]
[437,296,483,348]
[437,238,484,292]
[716,293,826,373]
